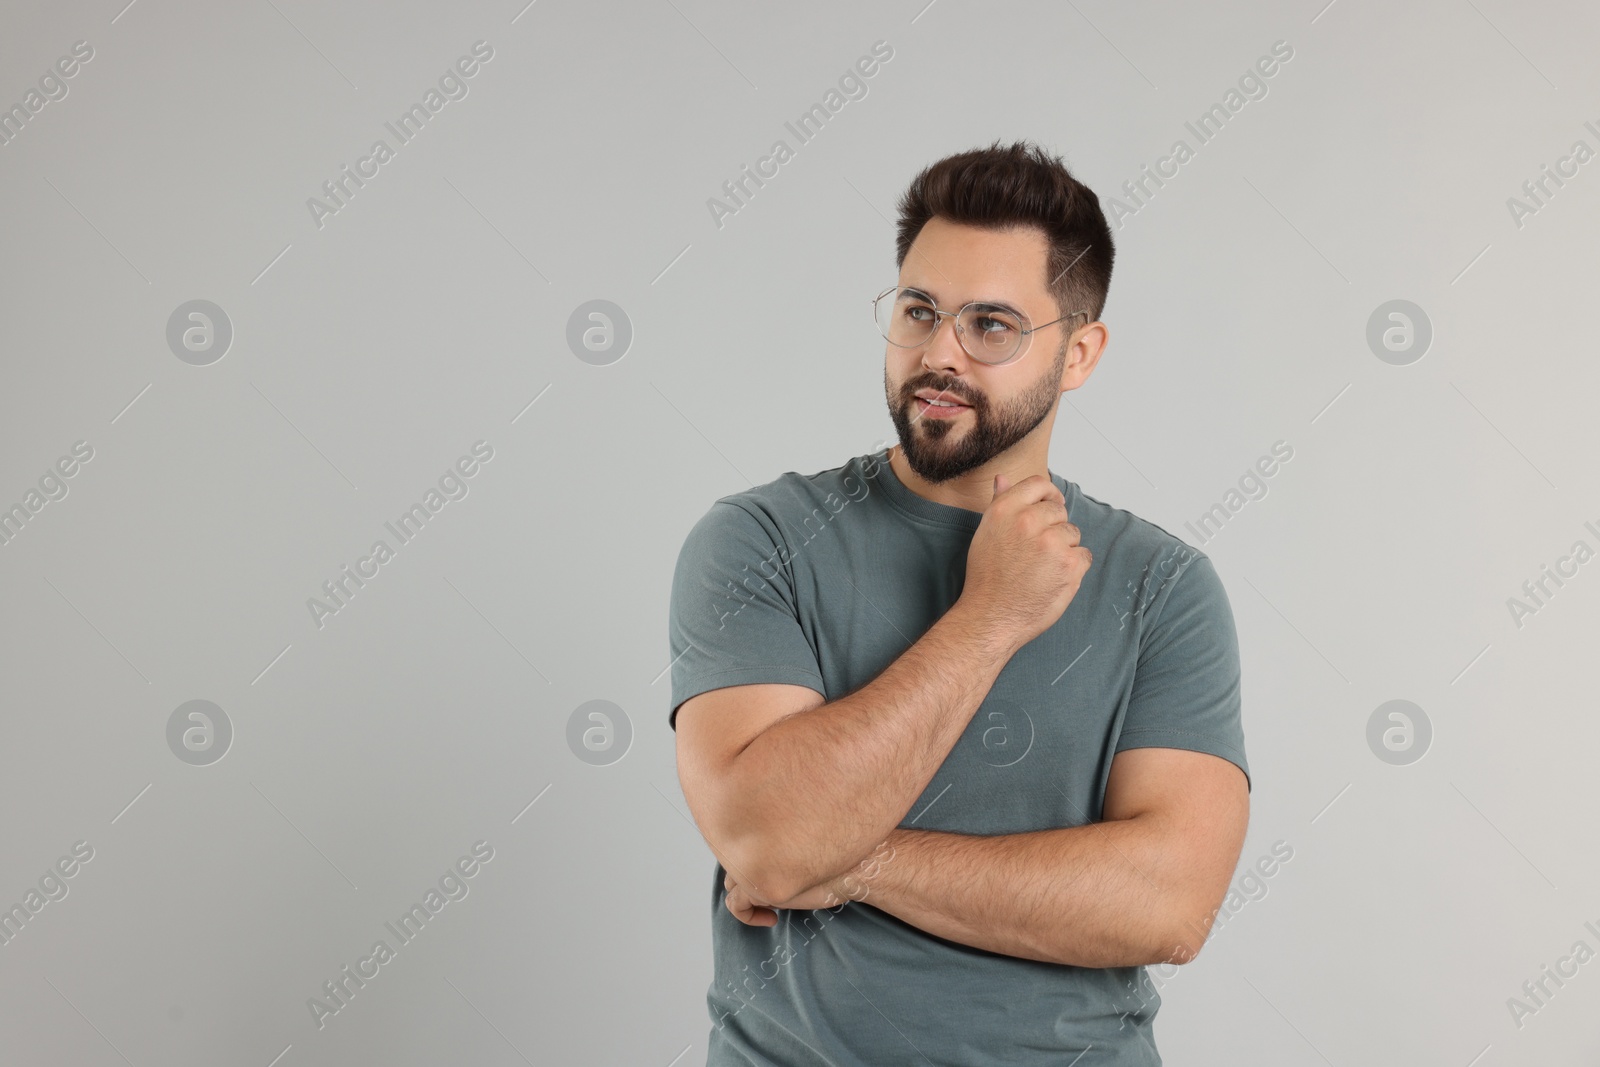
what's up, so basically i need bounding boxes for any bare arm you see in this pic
[843,749,1247,967]
[722,597,1019,902]
[732,748,1251,968]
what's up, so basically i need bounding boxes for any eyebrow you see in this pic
[900,285,1025,319]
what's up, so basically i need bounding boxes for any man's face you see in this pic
[883,218,1070,484]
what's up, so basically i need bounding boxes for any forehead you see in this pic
[899,217,1051,308]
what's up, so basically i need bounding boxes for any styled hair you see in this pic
[893,139,1115,331]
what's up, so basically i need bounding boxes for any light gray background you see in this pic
[2,0,1597,1063]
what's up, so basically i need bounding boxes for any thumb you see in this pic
[994,473,1008,497]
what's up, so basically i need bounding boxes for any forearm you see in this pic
[852,823,1201,969]
[726,600,1017,901]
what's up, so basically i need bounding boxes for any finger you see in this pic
[1045,524,1086,551]
[1029,500,1072,528]
[725,885,778,927]
[996,474,1066,512]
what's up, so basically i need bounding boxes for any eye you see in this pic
[974,315,1016,335]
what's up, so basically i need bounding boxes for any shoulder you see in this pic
[701,454,871,528]
[1063,480,1223,619]
[1066,481,1206,570]
[680,454,871,551]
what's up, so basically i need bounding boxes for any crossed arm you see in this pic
[680,593,1250,970]
[724,745,1250,968]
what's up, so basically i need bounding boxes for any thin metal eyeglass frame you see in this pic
[872,285,1087,366]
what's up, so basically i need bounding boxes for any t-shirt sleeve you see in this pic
[667,500,826,731]
[1114,550,1251,791]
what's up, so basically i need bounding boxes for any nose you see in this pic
[921,311,976,376]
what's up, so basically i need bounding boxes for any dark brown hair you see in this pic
[893,139,1115,331]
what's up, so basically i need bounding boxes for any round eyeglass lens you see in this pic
[874,288,1025,364]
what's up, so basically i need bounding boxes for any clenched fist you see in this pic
[959,472,1091,651]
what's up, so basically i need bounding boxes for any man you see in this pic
[667,139,1251,1065]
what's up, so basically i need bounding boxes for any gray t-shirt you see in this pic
[668,449,1250,1066]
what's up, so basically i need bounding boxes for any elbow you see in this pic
[683,754,800,905]
[708,765,820,905]
[1153,902,1217,966]
[722,836,804,907]
[1153,936,1201,967]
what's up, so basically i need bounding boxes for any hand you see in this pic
[723,871,843,926]
[723,841,898,925]
[960,472,1091,649]
[723,873,781,926]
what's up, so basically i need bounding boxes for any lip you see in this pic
[914,388,971,404]
[913,396,971,419]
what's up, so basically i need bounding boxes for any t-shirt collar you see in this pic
[863,449,1067,532]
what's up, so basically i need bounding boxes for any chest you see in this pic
[800,545,1144,833]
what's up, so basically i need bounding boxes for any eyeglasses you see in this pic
[872,285,1086,366]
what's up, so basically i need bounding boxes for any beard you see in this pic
[884,344,1067,484]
